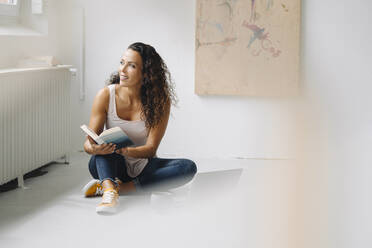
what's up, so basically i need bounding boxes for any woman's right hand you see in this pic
[86,136,116,155]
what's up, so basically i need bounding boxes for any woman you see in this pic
[82,42,197,214]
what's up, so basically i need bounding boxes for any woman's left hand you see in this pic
[116,147,130,156]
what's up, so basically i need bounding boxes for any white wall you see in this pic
[301,1,372,248]
[0,0,54,67]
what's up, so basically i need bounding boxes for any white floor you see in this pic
[0,152,298,248]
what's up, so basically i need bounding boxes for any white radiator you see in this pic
[0,66,71,186]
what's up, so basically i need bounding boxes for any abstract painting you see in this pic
[195,0,301,96]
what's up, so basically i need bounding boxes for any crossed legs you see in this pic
[88,153,197,193]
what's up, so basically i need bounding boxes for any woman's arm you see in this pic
[83,88,116,155]
[116,102,171,158]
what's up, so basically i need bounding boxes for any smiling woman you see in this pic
[82,42,197,214]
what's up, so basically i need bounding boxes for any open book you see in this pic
[80,124,134,149]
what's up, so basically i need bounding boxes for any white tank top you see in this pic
[105,84,149,178]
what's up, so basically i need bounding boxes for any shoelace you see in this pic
[101,190,117,204]
[95,185,104,196]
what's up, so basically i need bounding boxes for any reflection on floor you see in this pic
[0,152,298,248]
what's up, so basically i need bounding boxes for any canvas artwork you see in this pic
[195,0,301,96]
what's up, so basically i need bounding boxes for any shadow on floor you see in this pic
[116,168,244,214]
[0,162,60,193]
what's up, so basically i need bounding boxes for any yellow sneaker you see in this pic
[96,188,119,214]
[82,179,103,197]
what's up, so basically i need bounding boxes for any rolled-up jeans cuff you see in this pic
[133,177,143,192]
[100,178,119,188]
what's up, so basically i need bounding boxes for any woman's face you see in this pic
[119,49,143,87]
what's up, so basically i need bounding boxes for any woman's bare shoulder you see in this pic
[92,86,110,110]
[96,86,110,97]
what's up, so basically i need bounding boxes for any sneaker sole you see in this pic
[82,179,100,197]
[96,203,119,214]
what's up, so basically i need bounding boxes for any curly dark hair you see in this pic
[106,42,177,130]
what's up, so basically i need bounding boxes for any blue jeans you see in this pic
[88,153,197,191]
